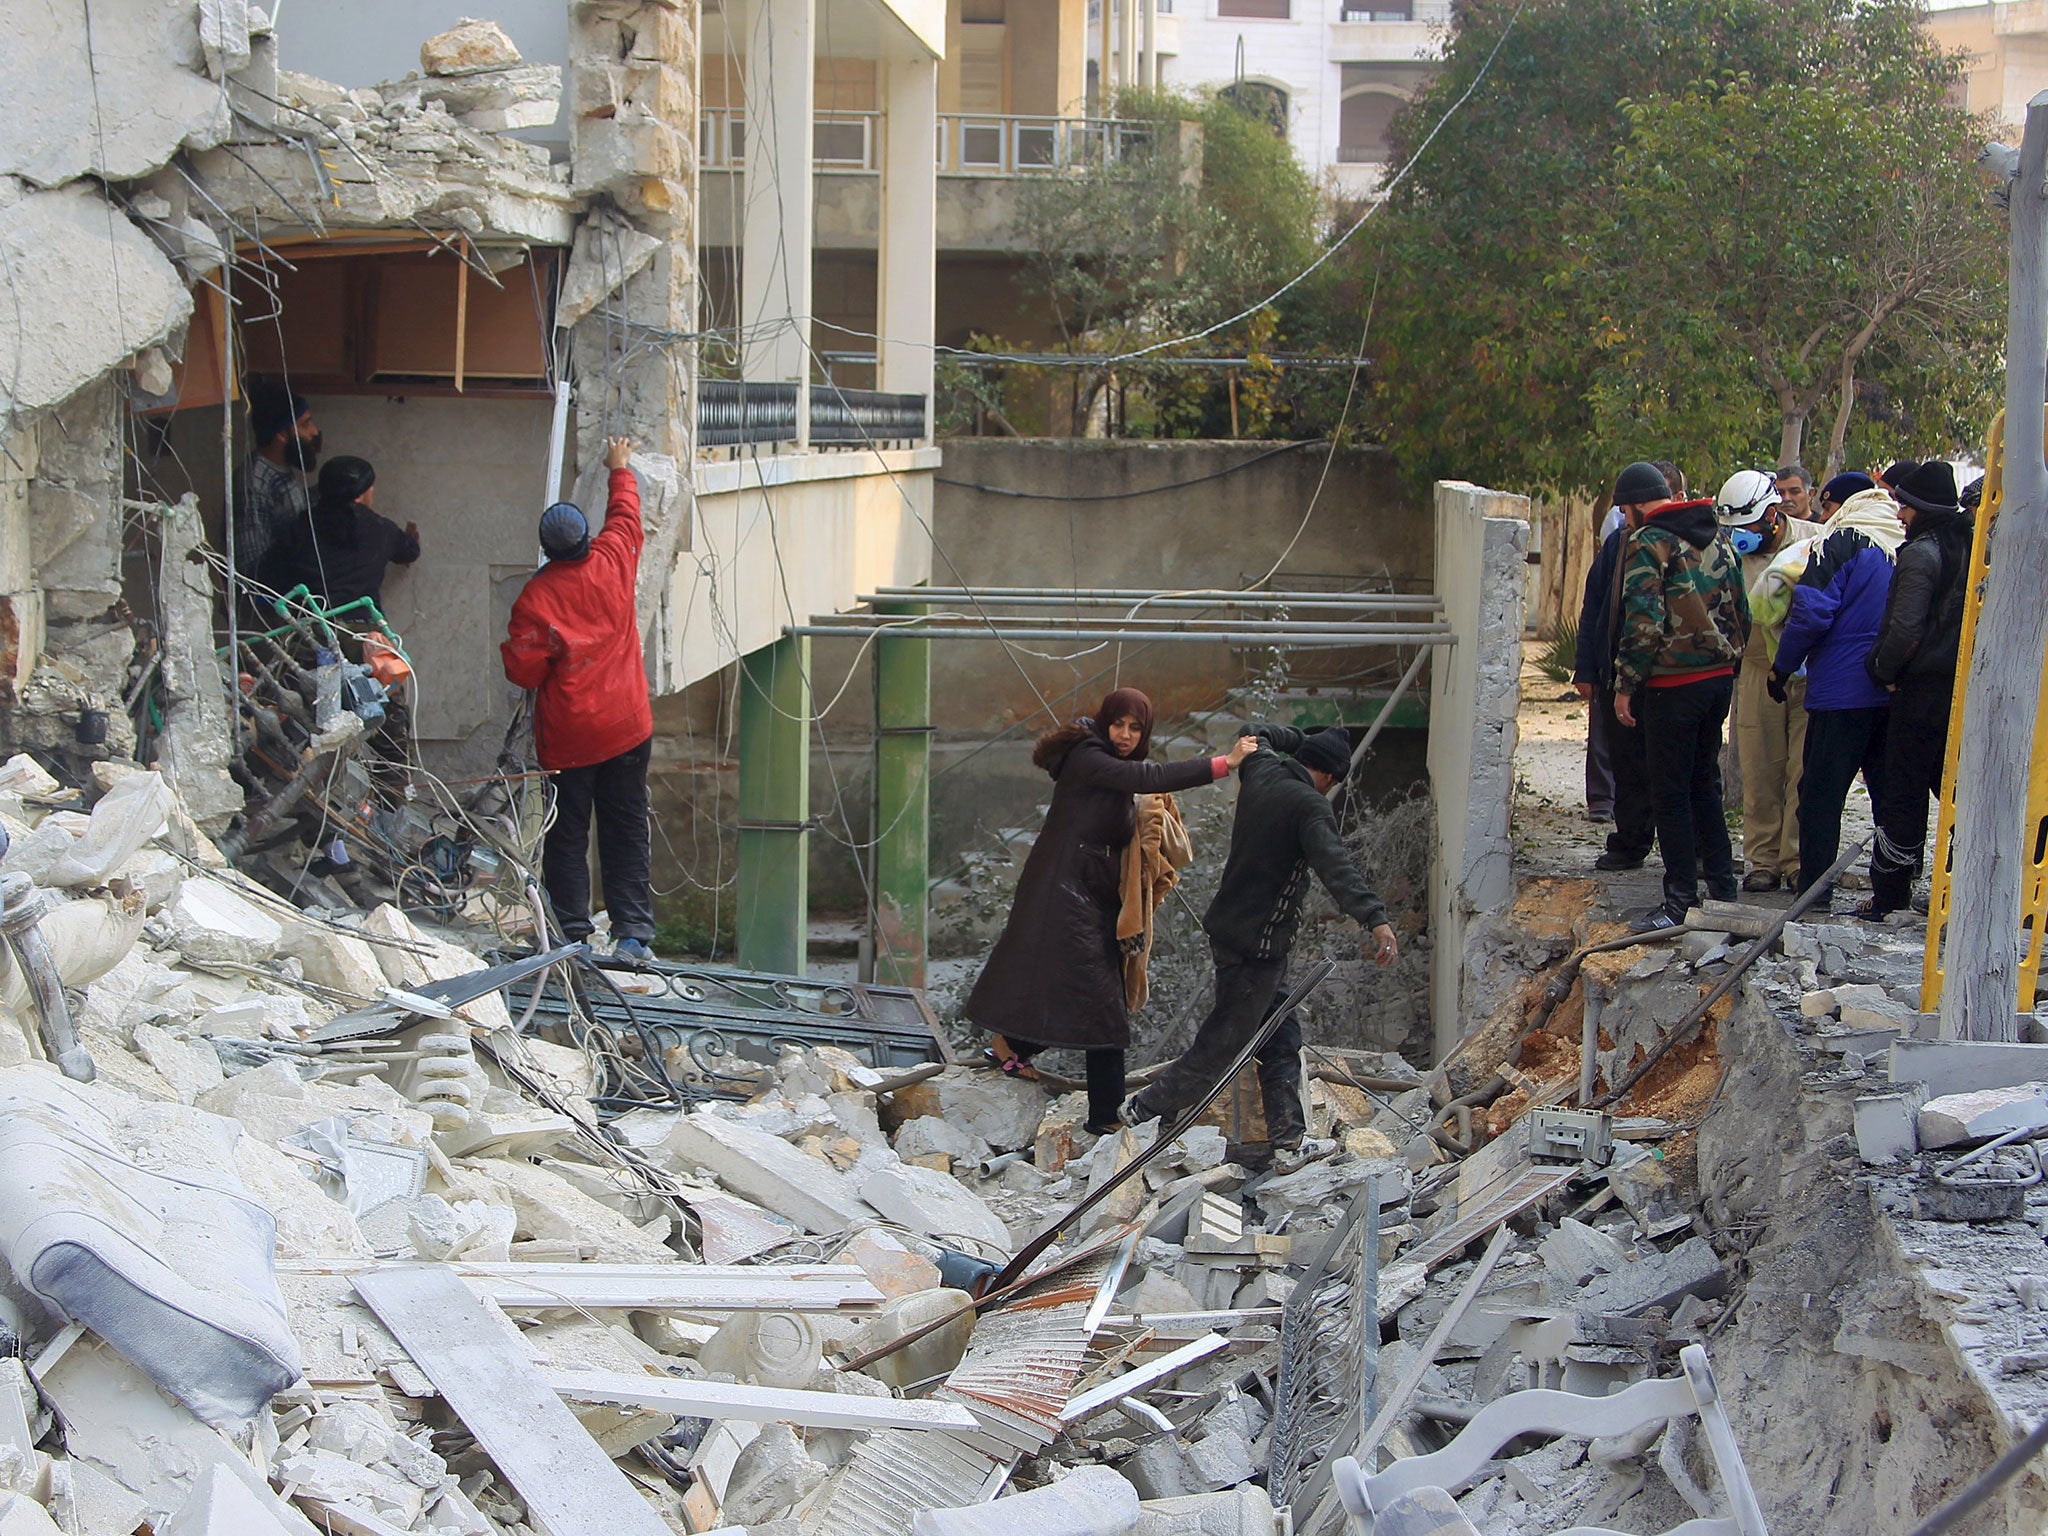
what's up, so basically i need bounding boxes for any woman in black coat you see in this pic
[965,688,1255,1135]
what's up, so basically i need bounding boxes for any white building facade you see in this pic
[1088,0,1449,197]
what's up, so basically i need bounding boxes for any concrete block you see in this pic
[886,1067,1045,1151]
[859,1163,1011,1257]
[1800,989,1839,1018]
[1125,1437,1210,1501]
[1253,1155,1406,1222]
[1890,1040,2048,1098]
[893,1114,990,1166]
[464,1157,675,1263]
[1130,1485,1277,1536]
[421,18,521,74]
[911,1465,1141,1536]
[1918,1085,2048,1150]
[722,1423,828,1527]
[1574,1236,1725,1317]
[1842,1000,1917,1033]
[1539,1217,1631,1289]
[162,879,282,967]
[1855,1086,1927,1164]
[0,1493,63,1534]
[663,1111,871,1235]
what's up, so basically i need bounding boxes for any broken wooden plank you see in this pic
[541,1368,981,1432]
[1059,1334,1231,1425]
[284,1260,883,1312]
[351,1267,671,1536]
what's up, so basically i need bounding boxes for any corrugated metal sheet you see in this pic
[805,1250,1119,1535]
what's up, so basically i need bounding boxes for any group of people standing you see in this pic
[965,695,1398,1166]
[1574,456,1976,932]
[235,383,657,961]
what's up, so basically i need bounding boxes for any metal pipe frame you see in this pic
[786,625,1455,646]
[867,585,1436,604]
[855,593,1443,612]
[803,616,1450,636]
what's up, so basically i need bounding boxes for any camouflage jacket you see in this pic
[1613,498,1751,693]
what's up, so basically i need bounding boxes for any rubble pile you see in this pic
[0,757,1800,1535]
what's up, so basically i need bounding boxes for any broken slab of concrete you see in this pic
[1917,1084,2048,1150]
[1855,1085,1928,1164]
[0,186,193,421]
[0,0,234,186]
[1889,1039,2048,1099]
[1573,1236,1725,1318]
[662,1110,873,1235]
[860,1163,1012,1257]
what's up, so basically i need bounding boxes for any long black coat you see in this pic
[964,735,1217,1050]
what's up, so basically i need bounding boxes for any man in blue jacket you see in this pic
[1768,486,1906,906]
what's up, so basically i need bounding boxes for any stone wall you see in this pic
[1427,480,1529,1058]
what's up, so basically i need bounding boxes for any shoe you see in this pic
[1270,1137,1335,1176]
[1122,1093,1160,1127]
[1627,907,1682,934]
[1595,851,1648,872]
[1084,1117,1125,1137]
[981,1039,1042,1081]
[614,938,656,963]
[1742,869,1780,893]
[1850,900,1894,922]
[1587,805,1616,823]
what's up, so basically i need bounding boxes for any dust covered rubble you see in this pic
[0,761,1770,1535]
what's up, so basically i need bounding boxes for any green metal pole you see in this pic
[737,634,811,975]
[872,603,931,988]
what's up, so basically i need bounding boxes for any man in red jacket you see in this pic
[502,436,658,961]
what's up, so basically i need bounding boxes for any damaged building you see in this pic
[0,2,2040,1536]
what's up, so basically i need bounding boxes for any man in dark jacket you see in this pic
[502,436,658,961]
[1572,464,1670,875]
[1865,461,1972,917]
[1769,486,1905,908]
[1126,726,1396,1158]
[1611,464,1751,931]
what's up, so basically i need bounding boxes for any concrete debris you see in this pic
[1917,1084,2048,1150]
[911,1464,1141,1535]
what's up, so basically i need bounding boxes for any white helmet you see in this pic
[1714,469,1780,527]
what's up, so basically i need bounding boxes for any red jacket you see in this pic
[501,467,653,770]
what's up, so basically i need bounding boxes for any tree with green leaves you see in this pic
[993,88,1328,437]
[1369,0,2005,494]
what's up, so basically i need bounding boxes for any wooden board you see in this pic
[542,1368,981,1432]
[287,1260,883,1312]
[352,1267,671,1536]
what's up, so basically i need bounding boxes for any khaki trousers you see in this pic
[1733,662,1806,877]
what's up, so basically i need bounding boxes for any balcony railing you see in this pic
[696,380,927,450]
[809,386,928,446]
[700,109,1155,179]
[1338,1,1450,19]
[700,109,880,172]
[937,114,1153,175]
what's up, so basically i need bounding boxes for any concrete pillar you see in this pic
[566,0,697,672]
[1141,0,1157,90]
[872,603,930,988]
[1118,0,1135,88]
[738,0,815,447]
[737,634,812,976]
[879,58,938,438]
[1426,481,1531,1059]
[1097,0,1111,111]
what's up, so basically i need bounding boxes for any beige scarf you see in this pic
[1118,793,1194,1011]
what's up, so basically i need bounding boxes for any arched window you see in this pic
[1218,80,1289,136]
[1339,88,1404,162]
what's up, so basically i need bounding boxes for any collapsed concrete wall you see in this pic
[1427,482,1528,1059]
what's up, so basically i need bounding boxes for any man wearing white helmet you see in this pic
[1716,470,1822,892]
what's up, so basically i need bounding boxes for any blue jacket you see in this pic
[1573,527,1627,689]
[1772,527,1894,711]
